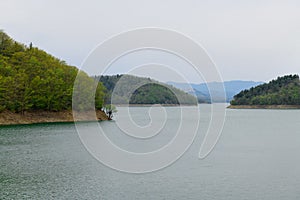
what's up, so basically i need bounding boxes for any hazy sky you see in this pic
[1,0,299,83]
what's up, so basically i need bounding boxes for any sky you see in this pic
[1,0,300,83]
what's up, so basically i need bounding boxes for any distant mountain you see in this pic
[230,74,300,106]
[97,75,197,105]
[168,80,264,103]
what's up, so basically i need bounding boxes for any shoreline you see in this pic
[115,103,198,107]
[227,105,300,109]
[0,110,109,126]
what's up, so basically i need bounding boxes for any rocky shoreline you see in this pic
[227,105,300,109]
[0,110,109,126]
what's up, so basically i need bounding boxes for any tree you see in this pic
[231,74,300,105]
[103,104,117,119]
[0,31,107,113]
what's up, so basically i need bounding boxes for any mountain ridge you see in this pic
[168,80,264,103]
[97,75,198,105]
[229,74,300,107]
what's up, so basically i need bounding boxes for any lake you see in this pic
[1,105,300,199]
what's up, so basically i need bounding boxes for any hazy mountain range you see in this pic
[97,75,197,105]
[167,80,264,103]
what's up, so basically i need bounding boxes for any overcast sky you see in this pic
[1,0,299,83]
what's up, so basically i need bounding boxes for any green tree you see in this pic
[231,74,300,105]
[0,31,106,113]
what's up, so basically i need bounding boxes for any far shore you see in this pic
[0,110,109,126]
[227,105,300,109]
[115,103,199,107]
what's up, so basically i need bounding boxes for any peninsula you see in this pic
[228,74,300,109]
[0,31,109,125]
[0,31,196,125]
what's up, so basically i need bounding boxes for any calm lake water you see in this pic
[1,105,300,199]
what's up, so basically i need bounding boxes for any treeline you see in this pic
[230,75,300,105]
[0,31,105,113]
[97,75,197,105]
[130,83,179,104]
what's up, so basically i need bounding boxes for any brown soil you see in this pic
[0,110,109,126]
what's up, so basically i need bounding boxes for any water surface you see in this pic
[1,105,300,199]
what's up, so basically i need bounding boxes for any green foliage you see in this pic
[72,71,106,111]
[230,75,300,105]
[130,83,179,104]
[97,75,197,105]
[95,82,106,109]
[0,31,105,113]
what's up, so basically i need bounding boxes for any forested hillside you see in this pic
[0,31,105,114]
[130,83,179,104]
[230,75,300,105]
[97,75,197,105]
